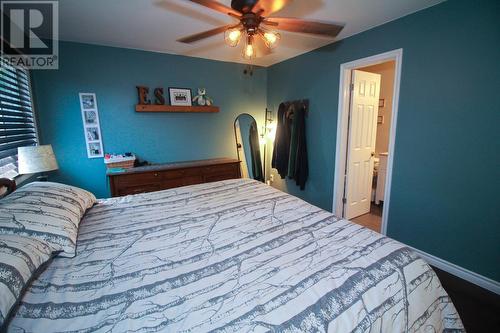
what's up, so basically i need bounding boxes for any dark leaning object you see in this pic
[0,178,16,198]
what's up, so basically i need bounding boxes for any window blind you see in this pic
[0,64,37,179]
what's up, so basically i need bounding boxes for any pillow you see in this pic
[0,182,96,257]
[0,234,54,328]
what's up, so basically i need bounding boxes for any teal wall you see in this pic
[266,0,500,281]
[31,42,267,198]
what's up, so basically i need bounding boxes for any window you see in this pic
[0,64,38,179]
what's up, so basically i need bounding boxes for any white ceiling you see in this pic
[57,0,445,67]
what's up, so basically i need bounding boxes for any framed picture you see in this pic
[88,142,102,157]
[168,88,192,106]
[79,93,104,158]
[83,110,97,124]
[378,99,385,108]
[86,127,100,141]
[80,93,97,110]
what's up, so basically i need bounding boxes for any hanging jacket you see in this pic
[287,104,299,178]
[293,106,308,190]
[271,103,292,178]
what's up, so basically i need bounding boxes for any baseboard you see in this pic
[410,246,500,295]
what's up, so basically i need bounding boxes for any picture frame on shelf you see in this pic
[168,87,192,106]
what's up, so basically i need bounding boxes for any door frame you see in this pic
[332,49,403,235]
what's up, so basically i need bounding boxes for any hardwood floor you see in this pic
[351,203,382,232]
[432,266,500,332]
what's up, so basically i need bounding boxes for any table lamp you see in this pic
[18,145,59,181]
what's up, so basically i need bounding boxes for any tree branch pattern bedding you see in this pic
[6,179,464,332]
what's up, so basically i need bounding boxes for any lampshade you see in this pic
[18,145,59,174]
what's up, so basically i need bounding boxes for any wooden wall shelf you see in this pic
[135,105,219,113]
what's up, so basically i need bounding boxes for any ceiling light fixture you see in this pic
[260,30,280,49]
[224,26,243,47]
[224,25,280,59]
[178,0,345,61]
[242,35,255,59]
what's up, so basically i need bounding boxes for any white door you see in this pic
[344,70,381,219]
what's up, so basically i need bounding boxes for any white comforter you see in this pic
[8,179,464,332]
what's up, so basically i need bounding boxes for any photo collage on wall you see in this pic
[79,93,104,158]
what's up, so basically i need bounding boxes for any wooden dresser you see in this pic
[107,158,241,197]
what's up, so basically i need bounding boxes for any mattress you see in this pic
[6,179,464,332]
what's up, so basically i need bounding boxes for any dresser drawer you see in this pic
[202,163,239,175]
[204,172,239,183]
[161,178,187,190]
[163,168,200,180]
[202,163,240,183]
[113,172,161,186]
[181,175,204,186]
[117,183,161,196]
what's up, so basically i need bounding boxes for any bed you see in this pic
[2,178,463,332]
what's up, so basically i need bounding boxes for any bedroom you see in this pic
[0,0,498,332]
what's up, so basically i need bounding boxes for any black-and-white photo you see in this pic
[84,110,97,124]
[86,127,100,141]
[168,88,192,106]
[88,142,102,156]
[80,93,96,109]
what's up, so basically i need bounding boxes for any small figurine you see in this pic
[193,88,213,106]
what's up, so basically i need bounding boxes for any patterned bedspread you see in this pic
[7,179,463,332]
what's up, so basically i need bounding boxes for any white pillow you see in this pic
[0,182,96,257]
[0,234,54,328]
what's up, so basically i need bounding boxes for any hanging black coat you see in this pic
[271,103,292,178]
[287,104,299,179]
[293,106,308,190]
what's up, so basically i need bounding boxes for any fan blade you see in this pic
[177,25,232,43]
[188,0,242,17]
[252,0,291,16]
[264,17,344,37]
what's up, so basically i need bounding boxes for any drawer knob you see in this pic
[154,173,159,177]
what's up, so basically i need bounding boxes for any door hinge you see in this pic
[350,83,354,91]
[342,197,347,204]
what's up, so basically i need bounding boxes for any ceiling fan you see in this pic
[177,0,344,59]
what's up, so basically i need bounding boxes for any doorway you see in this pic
[332,49,403,234]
